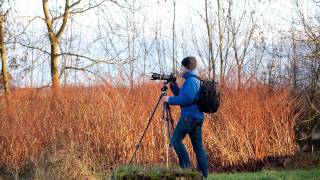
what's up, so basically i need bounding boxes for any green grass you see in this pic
[208,165,320,180]
[111,165,203,180]
[110,164,320,180]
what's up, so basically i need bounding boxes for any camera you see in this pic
[151,73,176,82]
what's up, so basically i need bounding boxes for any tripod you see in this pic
[128,81,175,166]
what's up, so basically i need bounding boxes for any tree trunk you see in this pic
[172,0,176,76]
[217,0,224,84]
[205,0,215,80]
[291,31,297,90]
[43,0,70,90]
[237,65,241,90]
[51,38,60,89]
[0,14,10,104]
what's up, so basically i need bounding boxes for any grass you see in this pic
[111,165,203,180]
[2,164,319,180]
[110,160,320,180]
[208,165,320,180]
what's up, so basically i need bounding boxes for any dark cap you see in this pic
[181,56,197,70]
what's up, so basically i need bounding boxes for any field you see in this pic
[0,82,305,178]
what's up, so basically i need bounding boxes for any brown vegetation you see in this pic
[205,85,299,168]
[0,83,299,176]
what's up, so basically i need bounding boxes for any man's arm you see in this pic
[167,79,197,106]
[170,81,180,96]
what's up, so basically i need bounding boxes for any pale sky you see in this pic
[12,0,302,32]
[3,0,317,87]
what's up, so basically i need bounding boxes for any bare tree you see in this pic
[0,12,9,102]
[216,0,223,83]
[42,0,108,90]
[42,0,70,89]
[172,0,177,76]
[192,0,234,83]
[227,2,257,89]
[205,0,215,80]
[291,0,320,148]
[291,29,298,90]
[0,0,13,105]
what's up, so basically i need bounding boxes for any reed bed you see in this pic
[0,83,299,176]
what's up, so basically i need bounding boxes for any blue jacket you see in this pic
[168,70,204,120]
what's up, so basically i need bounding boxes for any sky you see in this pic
[11,0,313,45]
[12,0,300,30]
[3,0,317,87]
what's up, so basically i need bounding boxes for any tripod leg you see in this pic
[162,100,165,120]
[164,102,178,167]
[128,94,163,165]
[163,102,171,168]
[166,105,171,141]
[166,103,175,132]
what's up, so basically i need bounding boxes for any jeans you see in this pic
[170,116,208,178]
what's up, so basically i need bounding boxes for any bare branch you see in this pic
[42,0,53,32]
[56,0,70,39]
[64,66,107,81]
[58,52,130,65]
[69,0,107,15]
[69,0,81,9]
[14,41,50,55]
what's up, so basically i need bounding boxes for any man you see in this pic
[163,56,208,178]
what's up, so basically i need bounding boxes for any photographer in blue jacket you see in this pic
[163,56,208,178]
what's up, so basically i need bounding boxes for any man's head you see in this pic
[180,56,197,74]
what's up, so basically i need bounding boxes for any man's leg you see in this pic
[189,119,208,178]
[170,116,192,168]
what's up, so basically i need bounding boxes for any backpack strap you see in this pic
[187,74,203,104]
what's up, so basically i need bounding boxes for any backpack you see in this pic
[191,75,220,113]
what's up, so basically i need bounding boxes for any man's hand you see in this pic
[170,81,177,86]
[163,96,170,102]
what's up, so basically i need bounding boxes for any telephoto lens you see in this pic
[151,73,176,82]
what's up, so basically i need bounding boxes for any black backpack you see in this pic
[191,75,220,113]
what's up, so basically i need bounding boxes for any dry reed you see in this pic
[0,82,299,175]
